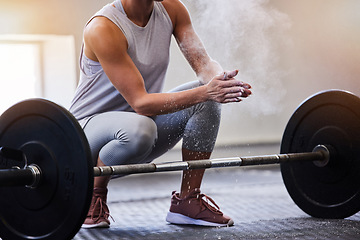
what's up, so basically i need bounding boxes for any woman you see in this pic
[70,0,251,228]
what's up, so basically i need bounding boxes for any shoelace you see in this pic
[90,197,115,222]
[197,193,223,215]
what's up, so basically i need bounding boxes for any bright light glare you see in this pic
[0,44,39,114]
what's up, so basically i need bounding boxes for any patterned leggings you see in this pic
[83,81,221,167]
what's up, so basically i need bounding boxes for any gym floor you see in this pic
[73,144,360,240]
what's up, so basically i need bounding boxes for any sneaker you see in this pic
[166,188,234,227]
[82,188,112,229]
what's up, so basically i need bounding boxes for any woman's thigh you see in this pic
[83,111,157,166]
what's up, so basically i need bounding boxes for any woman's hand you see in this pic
[206,70,252,103]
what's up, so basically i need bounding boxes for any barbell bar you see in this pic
[0,89,360,240]
[0,145,328,187]
[94,150,327,176]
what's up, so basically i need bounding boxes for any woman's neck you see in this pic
[121,0,155,27]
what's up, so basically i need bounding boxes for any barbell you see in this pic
[0,89,360,240]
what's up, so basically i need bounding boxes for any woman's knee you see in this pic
[196,100,222,125]
[105,116,157,164]
[204,100,221,115]
[182,101,222,152]
[128,116,158,154]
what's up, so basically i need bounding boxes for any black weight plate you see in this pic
[0,99,93,240]
[281,90,360,219]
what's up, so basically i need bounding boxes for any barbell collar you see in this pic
[25,164,42,189]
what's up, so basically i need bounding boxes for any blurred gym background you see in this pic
[0,0,359,156]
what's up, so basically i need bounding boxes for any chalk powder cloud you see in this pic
[184,0,292,116]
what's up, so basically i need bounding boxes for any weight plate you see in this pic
[0,99,93,240]
[281,90,360,219]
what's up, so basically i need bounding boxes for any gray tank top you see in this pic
[69,0,173,127]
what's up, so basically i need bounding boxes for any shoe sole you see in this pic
[81,221,110,229]
[166,212,234,227]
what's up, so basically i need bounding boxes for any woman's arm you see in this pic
[83,12,248,117]
[164,0,251,94]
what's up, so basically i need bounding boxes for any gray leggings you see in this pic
[83,81,221,167]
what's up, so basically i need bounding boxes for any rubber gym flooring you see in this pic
[74,145,360,240]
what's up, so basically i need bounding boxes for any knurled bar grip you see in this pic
[93,151,324,176]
